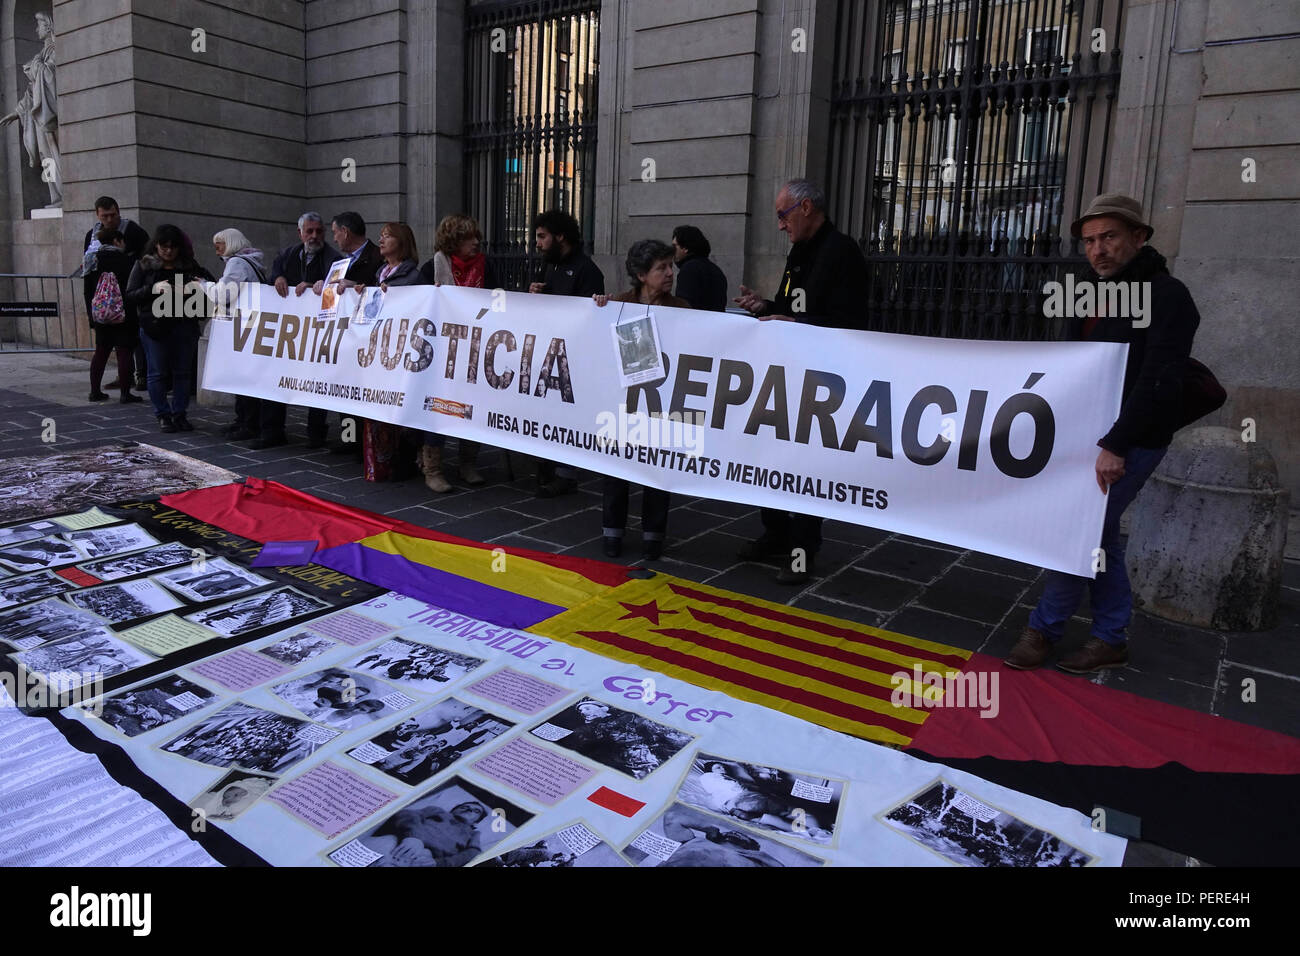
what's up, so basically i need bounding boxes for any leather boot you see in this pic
[1003,626,1052,670]
[459,440,485,486]
[420,444,452,493]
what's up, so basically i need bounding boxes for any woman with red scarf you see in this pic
[416,215,500,492]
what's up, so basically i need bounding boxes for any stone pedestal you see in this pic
[1128,426,1290,631]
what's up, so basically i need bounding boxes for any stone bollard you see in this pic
[1128,426,1289,630]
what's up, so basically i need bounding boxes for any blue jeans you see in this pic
[1029,445,1167,646]
[139,322,199,418]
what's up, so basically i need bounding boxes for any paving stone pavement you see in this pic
[2,357,1297,741]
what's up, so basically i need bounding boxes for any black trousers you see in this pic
[760,508,823,555]
[603,477,670,539]
[235,396,287,439]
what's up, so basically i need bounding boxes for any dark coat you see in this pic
[373,259,426,287]
[83,219,149,311]
[539,248,605,297]
[270,242,342,286]
[125,254,216,339]
[764,219,869,330]
[674,254,728,312]
[342,240,385,285]
[82,247,138,326]
[1070,246,1200,454]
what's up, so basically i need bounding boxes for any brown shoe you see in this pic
[1058,637,1128,674]
[1003,626,1052,670]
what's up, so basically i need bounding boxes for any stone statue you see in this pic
[1,12,61,206]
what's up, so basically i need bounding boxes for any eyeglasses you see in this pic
[777,200,804,221]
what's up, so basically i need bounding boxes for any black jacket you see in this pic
[539,248,605,297]
[373,259,426,287]
[82,247,138,327]
[342,240,385,285]
[271,242,342,286]
[763,219,870,330]
[675,254,728,312]
[83,219,149,259]
[1070,246,1200,455]
[125,254,216,338]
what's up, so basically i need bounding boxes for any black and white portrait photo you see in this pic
[0,570,75,608]
[62,524,160,559]
[529,697,693,780]
[77,542,195,581]
[345,637,485,693]
[271,667,413,731]
[65,579,182,624]
[160,702,337,774]
[259,632,338,667]
[0,535,87,574]
[184,587,330,637]
[677,753,844,845]
[0,598,107,651]
[354,697,514,787]
[189,769,277,823]
[154,557,270,602]
[98,673,217,737]
[330,776,532,868]
[880,780,1093,868]
[611,314,665,387]
[624,803,825,868]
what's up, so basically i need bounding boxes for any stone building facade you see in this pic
[0,0,1295,492]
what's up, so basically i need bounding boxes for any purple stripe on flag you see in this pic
[313,543,565,630]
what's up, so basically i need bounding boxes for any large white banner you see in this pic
[202,284,1127,576]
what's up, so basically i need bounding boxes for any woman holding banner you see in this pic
[592,239,692,559]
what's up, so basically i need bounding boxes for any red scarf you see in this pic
[451,252,486,288]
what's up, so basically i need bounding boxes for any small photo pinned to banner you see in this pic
[318,258,350,319]
[250,540,318,568]
[356,286,384,325]
[610,308,665,388]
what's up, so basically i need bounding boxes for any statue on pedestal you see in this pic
[1,12,62,207]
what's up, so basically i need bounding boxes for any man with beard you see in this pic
[526,210,605,496]
[267,212,343,447]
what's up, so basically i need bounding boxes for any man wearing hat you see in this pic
[1004,193,1201,674]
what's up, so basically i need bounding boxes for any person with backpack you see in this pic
[125,224,215,433]
[83,227,143,404]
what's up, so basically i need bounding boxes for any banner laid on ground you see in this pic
[201,284,1128,576]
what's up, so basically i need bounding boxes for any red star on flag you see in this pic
[617,599,678,626]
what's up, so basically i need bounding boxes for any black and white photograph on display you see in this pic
[77,542,195,581]
[153,557,271,602]
[159,702,338,774]
[0,570,76,608]
[329,776,532,868]
[0,520,60,549]
[610,312,665,387]
[61,524,160,559]
[352,697,514,786]
[12,631,155,686]
[879,780,1094,868]
[189,769,277,823]
[0,598,108,651]
[0,535,87,574]
[65,578,183,624]
[271,667,414,731]
[259,632,339,667]
[529,696,694,781]
[97,673,218,737]
[476,823,628,868]
[624,802,826,868]
[357,287,384,324]
[677,753,844,845]
[184,587,330,637]
[345,636,486,692]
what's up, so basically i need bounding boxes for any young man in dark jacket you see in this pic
[1004,193,1201,675]
[83,196,150,389]
[83,228,143,404]
[733,178,871,583]
[671,225,728,312]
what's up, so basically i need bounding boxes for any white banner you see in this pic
[201,284,1128,576]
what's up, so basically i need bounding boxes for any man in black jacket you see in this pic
[263,212,343,448]
[308,211,380,450]
[1004,193,1200,675]
[527,210,605,496]
[671,225,728,312]
[734,179,870,583]
[83,196,150,388]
